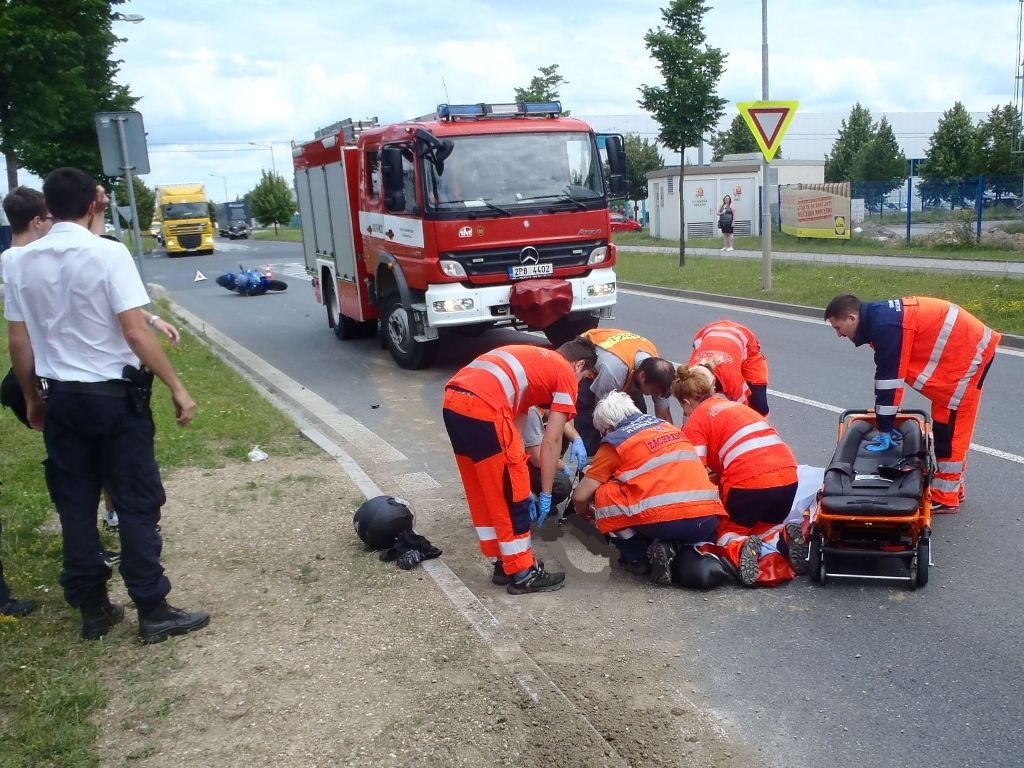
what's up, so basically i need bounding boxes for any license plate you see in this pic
[508,263,553,279]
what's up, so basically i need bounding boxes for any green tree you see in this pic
[824,103,873,182]
[513,64,569,114]
[249,170,296,234]
[638,0,726,265]
[850,116,907,210]
[0,0,137,189]
[919,101,978,208]
[110,175,154,231]
[623,133,663,203]
[975,103,1022,202]
[709,113,781,161]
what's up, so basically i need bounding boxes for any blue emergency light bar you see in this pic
[436,101,562,120]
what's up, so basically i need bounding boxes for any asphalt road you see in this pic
[147,240,1024,768]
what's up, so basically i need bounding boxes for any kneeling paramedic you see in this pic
[443,340,597,594]
[572,391,726,586]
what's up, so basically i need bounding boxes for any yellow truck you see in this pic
[153,184,216,256]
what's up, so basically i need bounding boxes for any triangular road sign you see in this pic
[737,100,799,162]
[194,270,207,282]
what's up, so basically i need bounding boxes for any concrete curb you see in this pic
[618,281,1024,351]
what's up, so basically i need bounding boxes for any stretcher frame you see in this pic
[809,409,935,590]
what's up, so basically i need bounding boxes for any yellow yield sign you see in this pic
[737,101,799,162]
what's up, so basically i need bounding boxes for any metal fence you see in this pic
[847,174,1024,242]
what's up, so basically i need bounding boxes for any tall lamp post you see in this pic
[760,0,772,291]
[249,141,277,175]
[210,173,228,202]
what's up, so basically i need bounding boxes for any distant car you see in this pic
[610,213,642,232]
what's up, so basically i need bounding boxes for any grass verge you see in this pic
[0,306,315,768]
[251,227,303,243]
[614,250,1024,334]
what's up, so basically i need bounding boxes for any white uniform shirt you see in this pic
[3,222,150,382]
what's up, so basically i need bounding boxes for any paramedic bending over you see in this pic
[673,363,799,529]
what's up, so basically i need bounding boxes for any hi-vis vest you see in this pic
[897,297,1000,410]
[593,412,724,534]
[582,328,658,385]
[860,297,1001,429]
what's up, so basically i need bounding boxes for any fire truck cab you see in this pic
[293,101,624,369]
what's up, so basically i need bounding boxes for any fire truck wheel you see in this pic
[325,281,358,340]
[382,292,437,369]
[543,314,600,347]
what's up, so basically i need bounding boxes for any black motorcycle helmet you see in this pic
[353,496,414,550]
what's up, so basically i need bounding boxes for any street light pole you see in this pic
[249,141,277,175]
[760,0,773,291]
[210,173,228,202]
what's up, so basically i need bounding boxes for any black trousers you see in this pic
[724,482,799,528]
[43,391,170,608]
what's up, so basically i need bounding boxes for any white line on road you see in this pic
[769,389,1024,465]
[624,289,1024,465]
[622,287,1024,359]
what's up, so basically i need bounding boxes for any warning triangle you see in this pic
[737,100,799,162]
[194,270,207,282]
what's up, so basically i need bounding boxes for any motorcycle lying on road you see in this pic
[215,265,288,296]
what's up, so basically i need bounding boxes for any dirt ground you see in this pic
[94,452,757,768]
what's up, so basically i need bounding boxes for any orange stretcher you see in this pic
[809,409,934,590]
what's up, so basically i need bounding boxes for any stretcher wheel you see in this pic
[808,534,825,585]
[817,557,828,586]
[916,539,930,588]
[908,553,919,591]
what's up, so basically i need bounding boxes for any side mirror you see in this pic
[381,147,406,212]
[602,134,627,196]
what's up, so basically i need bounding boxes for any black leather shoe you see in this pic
[0,597,38,617]
[81,601,125,640]
[138,601,210,644]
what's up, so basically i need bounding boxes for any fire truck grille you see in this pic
[177,234,202,249]
[444,240,603,277]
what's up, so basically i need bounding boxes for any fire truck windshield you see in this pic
[425,131,605,214]
[162,203,209,220]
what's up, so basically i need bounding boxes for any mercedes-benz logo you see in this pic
[520,247,540,265]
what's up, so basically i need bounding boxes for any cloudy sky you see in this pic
[19,0,1023,199]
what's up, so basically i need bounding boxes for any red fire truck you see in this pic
[291,101,625,369]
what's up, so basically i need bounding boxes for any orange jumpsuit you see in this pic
[689,320,770,415]
[683,396,798,527]
[443,345,578,576]
[854,296,1000,507]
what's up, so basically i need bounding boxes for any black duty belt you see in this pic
[45,379,129,398]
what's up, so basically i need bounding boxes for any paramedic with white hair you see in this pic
[571,391,725,585]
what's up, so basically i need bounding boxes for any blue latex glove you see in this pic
[526,494,539,523]
[866,429,903,452]
[569,437,589,472]
[536,492,553,527]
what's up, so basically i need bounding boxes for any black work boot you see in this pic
[491,559,509,586]
[81,588,125,640]
[506,561,565,595]
[138,600,210,645]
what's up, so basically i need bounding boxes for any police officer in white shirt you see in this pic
[4,167,208,643]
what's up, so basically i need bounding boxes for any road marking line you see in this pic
[621,287,1024,358]
[768,389,1024,465]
